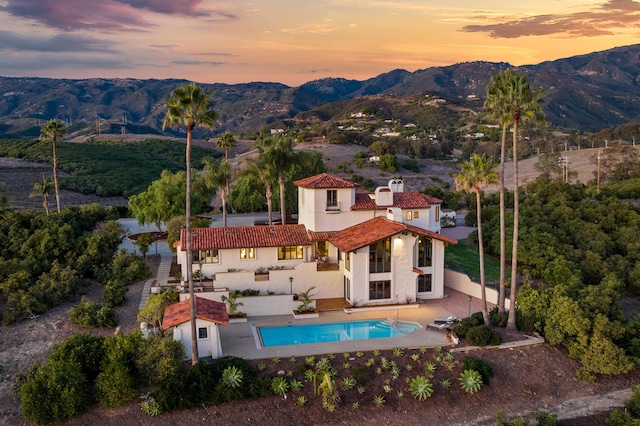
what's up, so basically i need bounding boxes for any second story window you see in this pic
[195,249,219,264]
[369,238,391,273]
[278,245,304,260]
[240,247,255,259]
[418,236,432,267]
[326,189,339,211]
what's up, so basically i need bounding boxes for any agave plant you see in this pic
[424,361,437,375]
[290,379,303,391]
[221,366,243,389]
[411,353,421,362]
[341,377,356,390]
[352,401,360,409]
[373,395,386,407]
[271,377,289,395]
[296,396,307,406]
[459,369,483,394]
[409,375,434,400]
[392,347,404,357]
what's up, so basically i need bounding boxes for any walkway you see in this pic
[139,255,173,311]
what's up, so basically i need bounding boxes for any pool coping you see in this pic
[219,303,457,360]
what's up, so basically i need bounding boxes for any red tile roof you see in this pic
[178,225,311,250]
[307,230,337,241]
[328,216,457,252]
[162,296,229,329]
[294,173,359,189]
[351,192,442,210]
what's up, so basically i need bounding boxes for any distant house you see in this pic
[162,296,229,359]
[174,174,457,317]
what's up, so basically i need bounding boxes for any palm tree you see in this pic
[203,158,233,227]
[40,119,66,213]
[255,136,294,225]
[455,153,499,325]
[216,131,237,162]
[485,69,544,331]
[162,83,218,365]
[244,156,277,225]
[484,70,510,314]
[30,174,54,215]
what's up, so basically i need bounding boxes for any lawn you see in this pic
[444,238,508,286]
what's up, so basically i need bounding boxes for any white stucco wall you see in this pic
[172,318,223,360]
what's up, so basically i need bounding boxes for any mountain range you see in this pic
[1,44,639,138]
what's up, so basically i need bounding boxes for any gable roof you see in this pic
[178,224,312,250]
[162,296,229,329]
[351,192,442,210]
[328,216,457,252]
[293,173,359,189]
[307,230,337,241]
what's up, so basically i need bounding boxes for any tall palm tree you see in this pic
[255,136,294,225]
[203,158,233,227]
[162,83,218,365]
[216,131,237,162]
[30,174,54,216]
[455,154,499,325]
[485,70,544,331]
[244,156,277,225]
[484,70,510,314]
[40,119,66,213]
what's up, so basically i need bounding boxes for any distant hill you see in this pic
[1,44,639,138]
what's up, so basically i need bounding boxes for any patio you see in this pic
[217,287,494,360]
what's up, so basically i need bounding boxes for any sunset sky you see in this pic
[0,0,638,86]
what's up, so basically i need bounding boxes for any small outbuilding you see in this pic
[162,296,229,360]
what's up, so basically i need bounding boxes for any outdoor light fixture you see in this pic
[289,276,293,294]
[467,295,473,317]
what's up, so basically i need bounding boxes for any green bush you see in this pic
[626,385,640,417]
[16,360,91,424]
[607,409,640,426]
[69,296,117,328]
[466,325,502,347]
[351,365,371,385]
[489,307,508,327]
[49,334,106,382]
[95,362,137,407]
[452,316,479,338]
[103,278,127,306]
[462,356,494,385]
[136,335,185,387]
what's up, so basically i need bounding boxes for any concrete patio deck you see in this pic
[218,287,493,360]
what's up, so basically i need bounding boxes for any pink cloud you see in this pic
[461,0,640,38]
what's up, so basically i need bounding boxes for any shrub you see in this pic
[351,365,371,385]
[626,385,640,417]
[16,360,91,424]
[489,307,508,327]
[452,316,479,338]
[136,335,185,387]
[95,362,138,407]
[466,325,502,347]
[103,278,127,306]
[536,411,558,426]
[462,356,494,385]
[408,375,434,400]
[606,409,640,426]
[49,334,106,382]
[69,296,117,328]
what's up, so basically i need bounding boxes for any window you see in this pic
[240,247,255,259]
[414,211,419,219]
[315,240,328,258]
[344,276,351,300]
[369,238,391,273]
[278,245,304,260]
[345,252,351,272]
[195,249,219,264]
[198,327,208,339]
[418,236,432,267]
[326,189,339,211]
[417,274,432,293]
[406,211,413,221]
[435,205,440,222]
[369,280,391,300]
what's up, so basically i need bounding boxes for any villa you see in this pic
[173,173,458,316]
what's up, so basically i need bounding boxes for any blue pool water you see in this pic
[258,319,421,347]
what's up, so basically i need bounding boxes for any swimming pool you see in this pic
[258,319,421,347]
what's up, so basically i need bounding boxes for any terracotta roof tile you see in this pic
[179,225,312,250]
[329,217,457,252]
[294,173,359,189]
[351,192,442,210]
[307,230,337,241]
[162,296,229,330]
